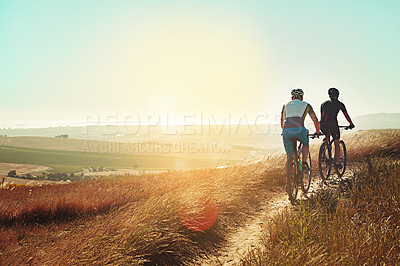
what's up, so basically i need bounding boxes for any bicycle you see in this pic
[318,126,352,181]
[286,133,320,204]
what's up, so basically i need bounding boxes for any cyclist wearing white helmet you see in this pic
[281,89,321,169]
[320,87,355,168]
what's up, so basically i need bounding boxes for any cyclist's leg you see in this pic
[297,127,309,164]
[282,128,294,156]
[330,124,341,164]
[302,145,309,168]
[320,123,330,143]
[333,139,340,164]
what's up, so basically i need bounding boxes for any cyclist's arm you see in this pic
[343,111,354,126]
[340,102,354,127]
[280,112,284,129]
[309,112,321,133]
[320,103,323,119]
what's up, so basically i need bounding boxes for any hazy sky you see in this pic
[1,0,399,127]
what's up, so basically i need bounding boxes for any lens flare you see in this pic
[179,193,218,231]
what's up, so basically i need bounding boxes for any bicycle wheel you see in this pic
[301,152,312,193]
[286,152,298,204]
[335,140,347,177]
[318,142,331,180]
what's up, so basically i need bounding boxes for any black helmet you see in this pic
[328,88,339,97]
[291,88,304,99]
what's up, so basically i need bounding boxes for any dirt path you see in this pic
[0,163,55,186]
[198,189,289,265]
[197,165,354,266]
[0,162,50,177]
[198,179,323,265]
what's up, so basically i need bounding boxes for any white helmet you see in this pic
[291,88,304,99]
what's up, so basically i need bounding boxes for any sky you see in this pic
[1,0,399,127]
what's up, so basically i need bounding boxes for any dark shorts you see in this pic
[321,123,340,140]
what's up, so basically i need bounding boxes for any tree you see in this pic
[7,170,17,177]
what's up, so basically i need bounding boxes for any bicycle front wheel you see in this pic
[301,152,312,193]
[318,142,331,180]
[286,152,298,204]
[335,140,347,177]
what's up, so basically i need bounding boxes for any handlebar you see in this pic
[309,132,324,139]
[339,125,355,130]
[283,124,354,139]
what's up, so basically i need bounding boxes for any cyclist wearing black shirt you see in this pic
[320,88,355,167]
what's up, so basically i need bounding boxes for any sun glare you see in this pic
[124,12,267,115]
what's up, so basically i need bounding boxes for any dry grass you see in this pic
[1,129,399,265]
[243,157,400,265]
[241,130,400,265]
[342,129,400,160]
[0,176,155,227]
[0,154,286,265]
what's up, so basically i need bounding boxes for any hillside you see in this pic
[0,124,282,152]
[2,113,399,139]
[0,136,241,173]
[351,112,400,130]
[2,112,398,159]
[0,135,269,173]
[0,129,399,265]
[0,136,91,152]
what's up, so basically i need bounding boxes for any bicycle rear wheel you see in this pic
[301,152,312,193]
[318,142,331,180]
[286,152,298,204]
[334,140,347,177]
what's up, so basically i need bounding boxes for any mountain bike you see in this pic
[286,133,320,204]
[318,126,352,181]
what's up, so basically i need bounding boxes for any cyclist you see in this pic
[320,88,355,168]
[281,88,321,169]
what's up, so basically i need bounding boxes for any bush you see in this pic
[7,170,17,177]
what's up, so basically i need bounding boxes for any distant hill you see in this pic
[0,124,283,151]
[1,113,398,149]
[350,113,400,130]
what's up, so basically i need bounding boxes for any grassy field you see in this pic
[0,156,284,265]
[0,129,399,265]
[241,157,400,265]
[0,145,236,173]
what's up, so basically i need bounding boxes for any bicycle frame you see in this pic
[286,137,300,204]
[286,134,315,204]
[323,126,348,143]
[318,126,349,180]
[290,138,302,171]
